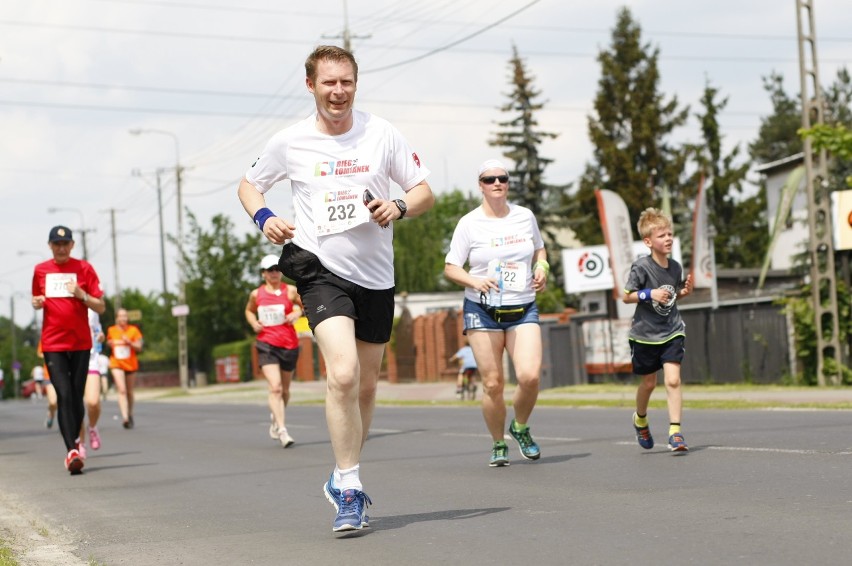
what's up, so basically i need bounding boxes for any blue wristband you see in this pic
[252,207,276,231]
[637,289,653,303]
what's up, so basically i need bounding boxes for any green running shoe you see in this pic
[489,441,510,467]
[509,419,541,460]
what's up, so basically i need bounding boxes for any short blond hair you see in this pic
[637,207,672,239]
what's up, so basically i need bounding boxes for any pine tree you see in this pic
[572,7,689,244]
[749,72,802,164]
[488,43,573,291]
[693,81,766,268]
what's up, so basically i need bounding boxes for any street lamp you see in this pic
[130,168,169,298]
[129,128,189,391]
[46,207,95,260]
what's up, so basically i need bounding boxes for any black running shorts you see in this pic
[279,243,395,344]
[629,336,685,376]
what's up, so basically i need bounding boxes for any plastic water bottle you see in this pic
[488,260,503,308]
[94,325,103,354]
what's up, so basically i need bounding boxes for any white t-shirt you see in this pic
[245,109,430,290]
[445,203,545,306]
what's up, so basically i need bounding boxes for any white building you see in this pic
[754,153,809,270]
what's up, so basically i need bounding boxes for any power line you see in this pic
[4,18,850,50]
[8,11,852,43]
[91,0,324,17]
[0,99,302,118]
[0,19,311,45]
[0,77,302,100]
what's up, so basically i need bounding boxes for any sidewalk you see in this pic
[136,379,852,408]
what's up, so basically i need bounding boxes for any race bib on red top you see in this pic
[257,304,286,327]
[45,273,76,298]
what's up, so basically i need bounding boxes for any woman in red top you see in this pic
[245,255,302,448]
[107,308,144,429]
[32,226,106,475]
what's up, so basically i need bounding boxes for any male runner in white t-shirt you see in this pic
[237,45,434,533]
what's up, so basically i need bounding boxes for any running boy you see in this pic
[622,208,693,452]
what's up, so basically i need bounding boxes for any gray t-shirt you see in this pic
[624,255,686,344]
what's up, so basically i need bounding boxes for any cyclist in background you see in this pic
[449,340,478,400]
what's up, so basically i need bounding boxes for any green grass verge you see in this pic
[0,537,19,566]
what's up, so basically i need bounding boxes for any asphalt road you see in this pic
[2,399,852,565]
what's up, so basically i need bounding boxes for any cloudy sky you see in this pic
[1,0,850,326]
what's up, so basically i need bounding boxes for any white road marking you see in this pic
[616,440,852,456]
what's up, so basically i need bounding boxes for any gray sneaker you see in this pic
[278,428,295,448]
[269,413,278,440]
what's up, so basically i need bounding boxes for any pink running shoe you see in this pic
[89,426,101,450]
[77,441,87,460]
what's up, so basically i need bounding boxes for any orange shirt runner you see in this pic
[107,324,143,372]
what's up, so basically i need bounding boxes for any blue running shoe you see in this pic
[323,472,341,511]
[508,419,541,460]
[333,489,372,532]
[633,413,654,449]
[489,441,510,467]
[668,432,689,452]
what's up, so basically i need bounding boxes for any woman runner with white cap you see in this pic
[245,254,302,447]
[444,159,549,467]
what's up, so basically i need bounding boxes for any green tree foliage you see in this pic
[692,82,767,268]
[801,68,852,186]
[776,282,852,385]
[182,213,269,372]
[394,190,479,292]
[749,72,802,164]
[802,123,852,160]
[801,123,852,187]
[0,316,39,398]
[572,7,689,245]
[488,43,573,290]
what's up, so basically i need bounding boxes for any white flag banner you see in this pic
[691,175,713,288]
[562,239,682,294]
[595,189,635,300]
[758,165,805,290]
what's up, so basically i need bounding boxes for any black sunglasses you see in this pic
[263,266,280,272]
[479,175,509,185]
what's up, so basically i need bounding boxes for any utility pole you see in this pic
[176,160,189,391]
[130,168,169,300]
[156,169,168,298]
[322,0,371,51]
[129,128,189,390]
[102,208,124,311]
[796,0,842,385]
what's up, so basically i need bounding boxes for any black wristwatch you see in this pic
[393,199,408,219]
